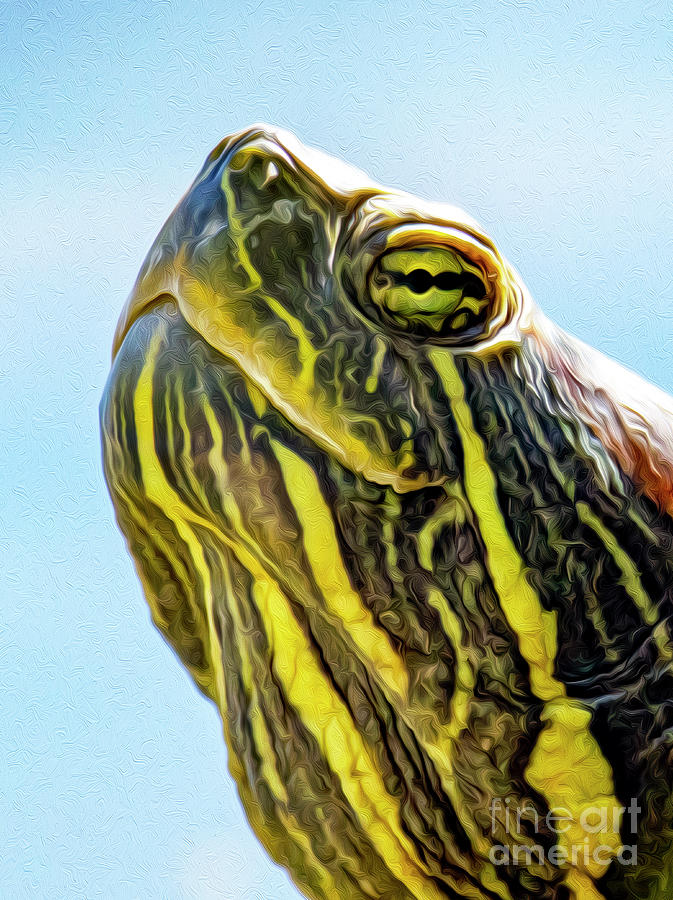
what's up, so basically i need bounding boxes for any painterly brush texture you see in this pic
[101,126,673,899]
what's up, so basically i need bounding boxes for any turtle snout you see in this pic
[225,131,286,203]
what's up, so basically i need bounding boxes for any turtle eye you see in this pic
[368,246,490,338]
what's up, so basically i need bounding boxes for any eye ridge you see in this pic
[387,268,486,298]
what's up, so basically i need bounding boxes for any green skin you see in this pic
[101,125,673,900]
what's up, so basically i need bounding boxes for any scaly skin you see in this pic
[101,125,673,899]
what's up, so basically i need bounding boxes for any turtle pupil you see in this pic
[389,268,486,298]
[401,268,432,293]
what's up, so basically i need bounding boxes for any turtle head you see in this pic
[113,125,528,490]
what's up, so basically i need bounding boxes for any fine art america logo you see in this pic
[488,797,640,867]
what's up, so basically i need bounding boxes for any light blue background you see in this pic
[2,2,672,897]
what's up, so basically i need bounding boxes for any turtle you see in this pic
[100,124,673,900]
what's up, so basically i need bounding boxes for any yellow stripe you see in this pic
[576,501,673,662]
[218,639,334,900]
[173,376,217,513]
[249,574,448,900]
[565,870,612,900]
[381,489,404,586]
[513,397,632,662]
[417,483,516,898]
[430,350,562,702]
[418,488,467,571]
[429,348,621,894]
[221,168,321,395]
[269,439,410,699]
[425,587,519,900]
[221,559,287,803]
[105,425,201,654]
[221,562,341,900]
[365,336,387,394]
[375,482,510,898]
[423,589,480,842]
[134,334,224,709]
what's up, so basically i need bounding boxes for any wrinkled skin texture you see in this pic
[101,125,673,899]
